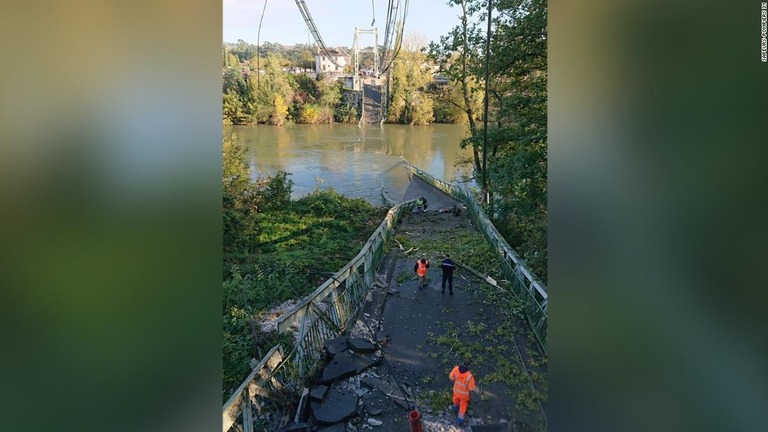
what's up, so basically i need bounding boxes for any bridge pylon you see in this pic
[353,27,379,84]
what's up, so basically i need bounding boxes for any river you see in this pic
[225,123,475,204]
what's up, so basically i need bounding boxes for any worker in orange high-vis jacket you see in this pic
[449,358,476,426]
[414,257,430,289]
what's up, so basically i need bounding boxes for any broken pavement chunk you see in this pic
[348,337,377,353]
[323,335,350,357]
[360,376,411,410]
[322,352,381,384]
[310,388,360,425]
[375,331,389,344]
[310,385,329,401]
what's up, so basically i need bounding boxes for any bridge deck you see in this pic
[337,176,547,430]
[401,174,463,210]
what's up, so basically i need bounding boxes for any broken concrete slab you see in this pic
[310,385,329,401]
[348,337,377,353]
[354,354,382,374]
[321,352,360,384]
[366,405,383,416]
[322,352,382,384]
[310,388,360,425]
[360,376,401,397]
[323,336,350,357]
[360,376,411,410]
[374,331,389,344]
[366,418,383,426]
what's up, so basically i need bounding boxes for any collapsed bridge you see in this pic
[223,159,547,431]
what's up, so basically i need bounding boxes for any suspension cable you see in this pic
[295,0,347,70]
[256,0,268,89]
[379,0,409,76]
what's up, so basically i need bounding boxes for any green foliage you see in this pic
[423,388,454,411]
[230,39,258,62]
[429,0,548,282]
[222,157,387,395]
[395,271,412,284]
[386,35,436,125]
[484,0,548,282]
[222,45,359,125]
[397,227,501,279]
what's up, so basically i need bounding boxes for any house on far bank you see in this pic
[315,49,349,76]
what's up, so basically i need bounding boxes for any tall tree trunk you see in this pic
[459,0,482,175]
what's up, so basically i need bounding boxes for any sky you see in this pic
[223,0,462,48]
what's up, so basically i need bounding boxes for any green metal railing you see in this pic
[222,345,299,432]
[274,196,417,374]
[224,196,417,431]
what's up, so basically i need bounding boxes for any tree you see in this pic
[249,54,295,124]
[270,94,289,126]
[485,0,547,280]
[222,134,257,254]
[428,0,486,173]
[431,0,548,281]
[222,45,359,125]
[231,39,258,62]
[223,90,247,125]
[387,33,435,125]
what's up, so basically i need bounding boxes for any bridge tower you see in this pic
[353,27,379,82]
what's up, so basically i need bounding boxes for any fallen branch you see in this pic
[457,263,506,291]
[394,238,405,251]
[383,392,412,403]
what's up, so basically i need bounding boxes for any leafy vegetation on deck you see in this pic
[392,213,547,428]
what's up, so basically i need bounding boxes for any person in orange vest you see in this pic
[414,257,430,289]
[449,358,476,426]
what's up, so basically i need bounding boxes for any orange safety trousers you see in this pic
[452,395,469,418]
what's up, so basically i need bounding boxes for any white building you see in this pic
[315,49,349,75]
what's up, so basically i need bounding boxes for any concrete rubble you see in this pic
[310,385,329,401]
[321,351,382,384]
[310,388,359,425]
[347,337,377,353]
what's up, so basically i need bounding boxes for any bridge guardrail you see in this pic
[225,194,417,431]
[223,345,298,432]
[400,158,548,352]
[273,195,417,375]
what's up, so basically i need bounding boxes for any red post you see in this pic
[408,410,423,432]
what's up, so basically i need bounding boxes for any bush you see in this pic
[222,183,388,399]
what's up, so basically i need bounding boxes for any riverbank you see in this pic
[223,183,388,399]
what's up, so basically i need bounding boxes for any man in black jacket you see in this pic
[441,254,456,295]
